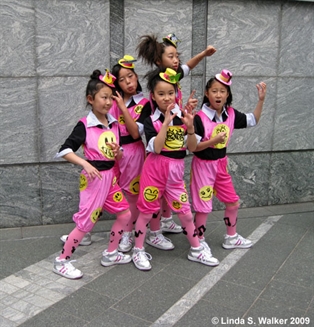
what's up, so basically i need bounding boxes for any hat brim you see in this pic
[215,74,232,86]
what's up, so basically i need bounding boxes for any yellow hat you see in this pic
[162,33,181,48]
[118,55,137,69]
[159,68,181,84]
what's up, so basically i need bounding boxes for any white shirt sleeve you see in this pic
[181,64,190,78]
[246,113,257,127]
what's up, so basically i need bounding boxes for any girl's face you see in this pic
[205,80,229,112]
[87,85,113,118]
[117,67,138,97]
[159,45,180,71]
[152,81,176,112]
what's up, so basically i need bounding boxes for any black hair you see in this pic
[85,70,116,101]
[201,77,233,107]
[136,34,182,69]
[111,64,142,95]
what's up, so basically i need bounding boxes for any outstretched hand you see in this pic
[256,82,267,101]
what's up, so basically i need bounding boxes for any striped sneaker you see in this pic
[160,216,182,233]
[222,233,253,249]
[101,249,132,267]
[53,257,83,279]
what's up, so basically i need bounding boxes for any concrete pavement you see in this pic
[0,202,313,327]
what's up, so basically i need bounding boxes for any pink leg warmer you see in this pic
[194,212,209,239]
[59,227,86,260]
[224,205,239,236]
[134,212,152,248]
[177,211,199,247]
[107,210,131,252]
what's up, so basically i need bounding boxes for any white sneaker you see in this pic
[199,238,213,256]
[222,233,253,249]
[53,257,83,279]
[187,246,219,266]
[60,232,92,246]
[118,232,133,252]
[101,249,132,267]
[146,230,175,250]
[132,247,152,271]
[160,216,183,233]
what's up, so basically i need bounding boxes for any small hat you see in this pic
[99,69,116,87]
[118,55,137,69]
[159,68,181,84]
[215,69,232,86]
[162,33,181,48]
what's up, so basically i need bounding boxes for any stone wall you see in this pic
[0,0,313,228]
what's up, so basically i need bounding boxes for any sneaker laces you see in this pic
[136,250,152,261]
[154,233,171,244]
[59,260,77,272]
[120,233,132,245]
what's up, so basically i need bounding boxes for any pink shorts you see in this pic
[73,168,129,232]
[137,153,191,214]
[115,140,145,195]
[190,156,239,213]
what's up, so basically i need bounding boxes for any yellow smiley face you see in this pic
[129,176,140,195]
[98,131,117,159]
[212,124,230,149]
[199,186,214,201]
[79,174,88,191]
[118,115,125,125]
[90,207,102,224]
[143,186,159,202]
[172,201,182,210]
[113,191,123,202]
[180,193,188,203]
[134,105,143,114]
[164,126,185,150]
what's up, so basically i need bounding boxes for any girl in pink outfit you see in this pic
[110,55,152,253]
[190,69,267,257]
[132,67,220,271]
[136,33,216,246]
[53,70,132,279]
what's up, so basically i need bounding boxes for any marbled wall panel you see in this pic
[38,77,88,162]
[124,0,193,77]
[110,0,124,68]
[206,1,280,76]
[35,0,110,76]
[0,166,42,228]
[273,77,314,151]
[269,152,314,205]
[41,164,115,225]
[227,77,276,153]
[0,78,38,164]
[279,2,314,77]
[0,0,36,77]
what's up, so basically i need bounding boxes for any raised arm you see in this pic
[186,45,216,70]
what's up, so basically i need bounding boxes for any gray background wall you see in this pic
[0,0,313,228]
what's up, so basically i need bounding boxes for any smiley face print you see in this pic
[143,186,159,202]
[90,207,102,224]
[164,126,185,150]
[212,124,230,149]
[199,185,214,202]
[129,176,140,195]
[180,192,188,203]
[113,191,123,202]
[134,105,143,114]
[79,174,88,191]
[172,200,182,210]
[98,131,116,159]
[118,115,125,125]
